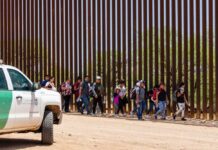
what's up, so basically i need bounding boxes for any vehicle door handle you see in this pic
[16,96,23,101]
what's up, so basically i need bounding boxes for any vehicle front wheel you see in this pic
[41,111,54,145]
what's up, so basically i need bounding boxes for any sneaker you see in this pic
[161,118,166,120]
[80,110,84,115]
[130,111,134,116]
[173,114,176,120]
[115,114,119,118]
[87,112,92,115]
[181,118,187,121]
[145,115,150,119]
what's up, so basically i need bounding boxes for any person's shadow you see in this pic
[0,138,50,150]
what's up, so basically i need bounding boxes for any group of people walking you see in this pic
[40,75,105,115]
[40,75,190,121]
[128,80,190,121]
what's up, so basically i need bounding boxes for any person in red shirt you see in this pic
[151,85,159,105]
[73,76,82,112]
[146,85,159,117]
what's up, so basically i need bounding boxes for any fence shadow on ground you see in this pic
[65,112,218,128]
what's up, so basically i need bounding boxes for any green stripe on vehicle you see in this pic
[0,91,13,129]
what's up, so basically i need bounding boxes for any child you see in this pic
[146,85,159,117]
[113,86,121,116]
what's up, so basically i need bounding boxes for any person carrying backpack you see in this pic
[79,75,91,115]
[136,81,147,120]
[92,76,105,115]
[130,81,141,116]
[173,82,190,121]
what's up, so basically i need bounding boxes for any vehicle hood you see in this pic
[35,88,60,96]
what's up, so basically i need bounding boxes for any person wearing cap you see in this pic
[130,81,141,116]
[92,76,105,115]
[173,82,190,121]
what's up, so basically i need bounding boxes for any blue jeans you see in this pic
[155,101,166,118]
[114,104,119,114]
[147,99,158,115]
[81,95,90,114]
[137,100,146,120]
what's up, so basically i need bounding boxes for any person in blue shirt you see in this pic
[40,75,50,87]
[79,75,91,115]
[136,81,147,120]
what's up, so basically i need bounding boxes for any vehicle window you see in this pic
[0,68,8,90]
[8,69,32,91]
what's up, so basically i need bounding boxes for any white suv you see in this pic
[0,60,62,145]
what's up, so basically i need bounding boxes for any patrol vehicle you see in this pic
[0,59,62,145]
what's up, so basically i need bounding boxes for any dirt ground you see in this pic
[0,114,218,150]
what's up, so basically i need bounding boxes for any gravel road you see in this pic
[0,114,218,150]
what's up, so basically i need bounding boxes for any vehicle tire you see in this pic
[41,111,54,145]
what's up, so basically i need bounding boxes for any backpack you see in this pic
[172,90,178,103]
[89,83,96,98]
[130,87,141,100]
[130,87,137,99]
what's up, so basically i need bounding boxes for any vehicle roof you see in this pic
[0,64,19,70]
[0,64,33,85]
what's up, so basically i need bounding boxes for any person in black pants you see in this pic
[73,76,82,112]
[93,95,104,114]
[117,99,124,115]
[61,79,73,113]
[92,76,105,115]
[118,80,127,115]
[63,95,71,112]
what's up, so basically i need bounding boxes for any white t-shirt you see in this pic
[45,82,57,91]
[119,86,127,97]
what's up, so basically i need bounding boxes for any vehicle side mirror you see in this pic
[33,82,41,91]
